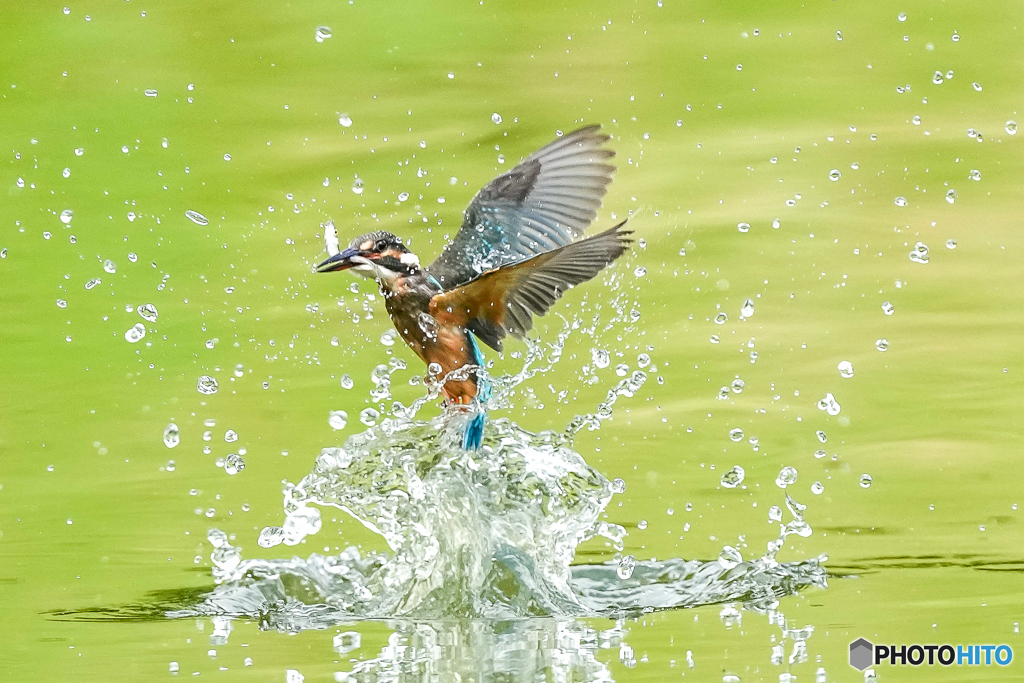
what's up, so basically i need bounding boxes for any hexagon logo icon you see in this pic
[849,638,874,670]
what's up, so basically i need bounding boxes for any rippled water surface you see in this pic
[3,1,1024,681]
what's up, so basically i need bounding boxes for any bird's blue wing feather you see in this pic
[427,125,615,289]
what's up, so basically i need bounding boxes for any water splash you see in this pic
[216,413,617,619]
[171,337,826,626]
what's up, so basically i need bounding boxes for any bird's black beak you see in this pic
[316,247,360,273]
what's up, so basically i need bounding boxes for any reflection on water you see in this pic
[331,619,620,682]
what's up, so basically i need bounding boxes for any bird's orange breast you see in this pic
[384,290,478,405]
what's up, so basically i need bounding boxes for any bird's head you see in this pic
[315,227,421,284]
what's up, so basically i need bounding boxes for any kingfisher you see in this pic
[315,124,631,449]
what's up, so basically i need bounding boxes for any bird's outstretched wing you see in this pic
[429,222,632,351]
[427,125,615,289]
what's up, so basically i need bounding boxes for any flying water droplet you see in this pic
[776,466,798,488]
[817,392,841,415]
[340,374,354,389]
[197,375,219,395]
[721,465,745,488]
[876,338,889,351]
[137,303,158,322]
[881,301,894,315]
[163,423,180,448]
[491,112,502,124]
[814,449,826,459]
[616,554,636,579]
[359,408,379,426]
[339,113,352,127]
[103,259,116,274]
[945,189,957,204]
[811,481,825,494]
[769,505,783,522]
[224,453,245,475]
[637,353,651,368]
[740,299,754,318]
[592,348,611,369]
[85,278,102,290]
[737,222,750,233]
[633,265,647,277]
[352,178,364,195]
[898,12,907,21]
[946,239,957,249]
[731,378,745,393]
[838,360,854,378]
[124,323,146,343]
[185,210,209,226]
[144,89,158,97]
[60,209,73,224]
[894,196,908,207]
[909,242,929,263]
[258,526,285,548]
[817,430,827,443]
[969,169,981,181]
[718,546,742,569]
[333,632,361,655]
[62,167,71,178]
[329,410,348,430]
[314,26,332,42]
[224,430,238,443]
[610,478,626,494]
[1006,120,1017,135]
[932,71,944,84]
[380,330,396,347]
[829,169,841,181]
[729,428,744,442]
[714,312,728,324]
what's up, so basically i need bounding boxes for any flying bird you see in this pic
[316,125,632,449]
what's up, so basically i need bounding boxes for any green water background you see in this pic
[1,0,1022,680]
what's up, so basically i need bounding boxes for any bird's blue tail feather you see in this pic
[462,411,486,450]
[460,332,489,450]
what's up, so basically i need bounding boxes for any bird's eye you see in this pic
[376,240,387,251]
